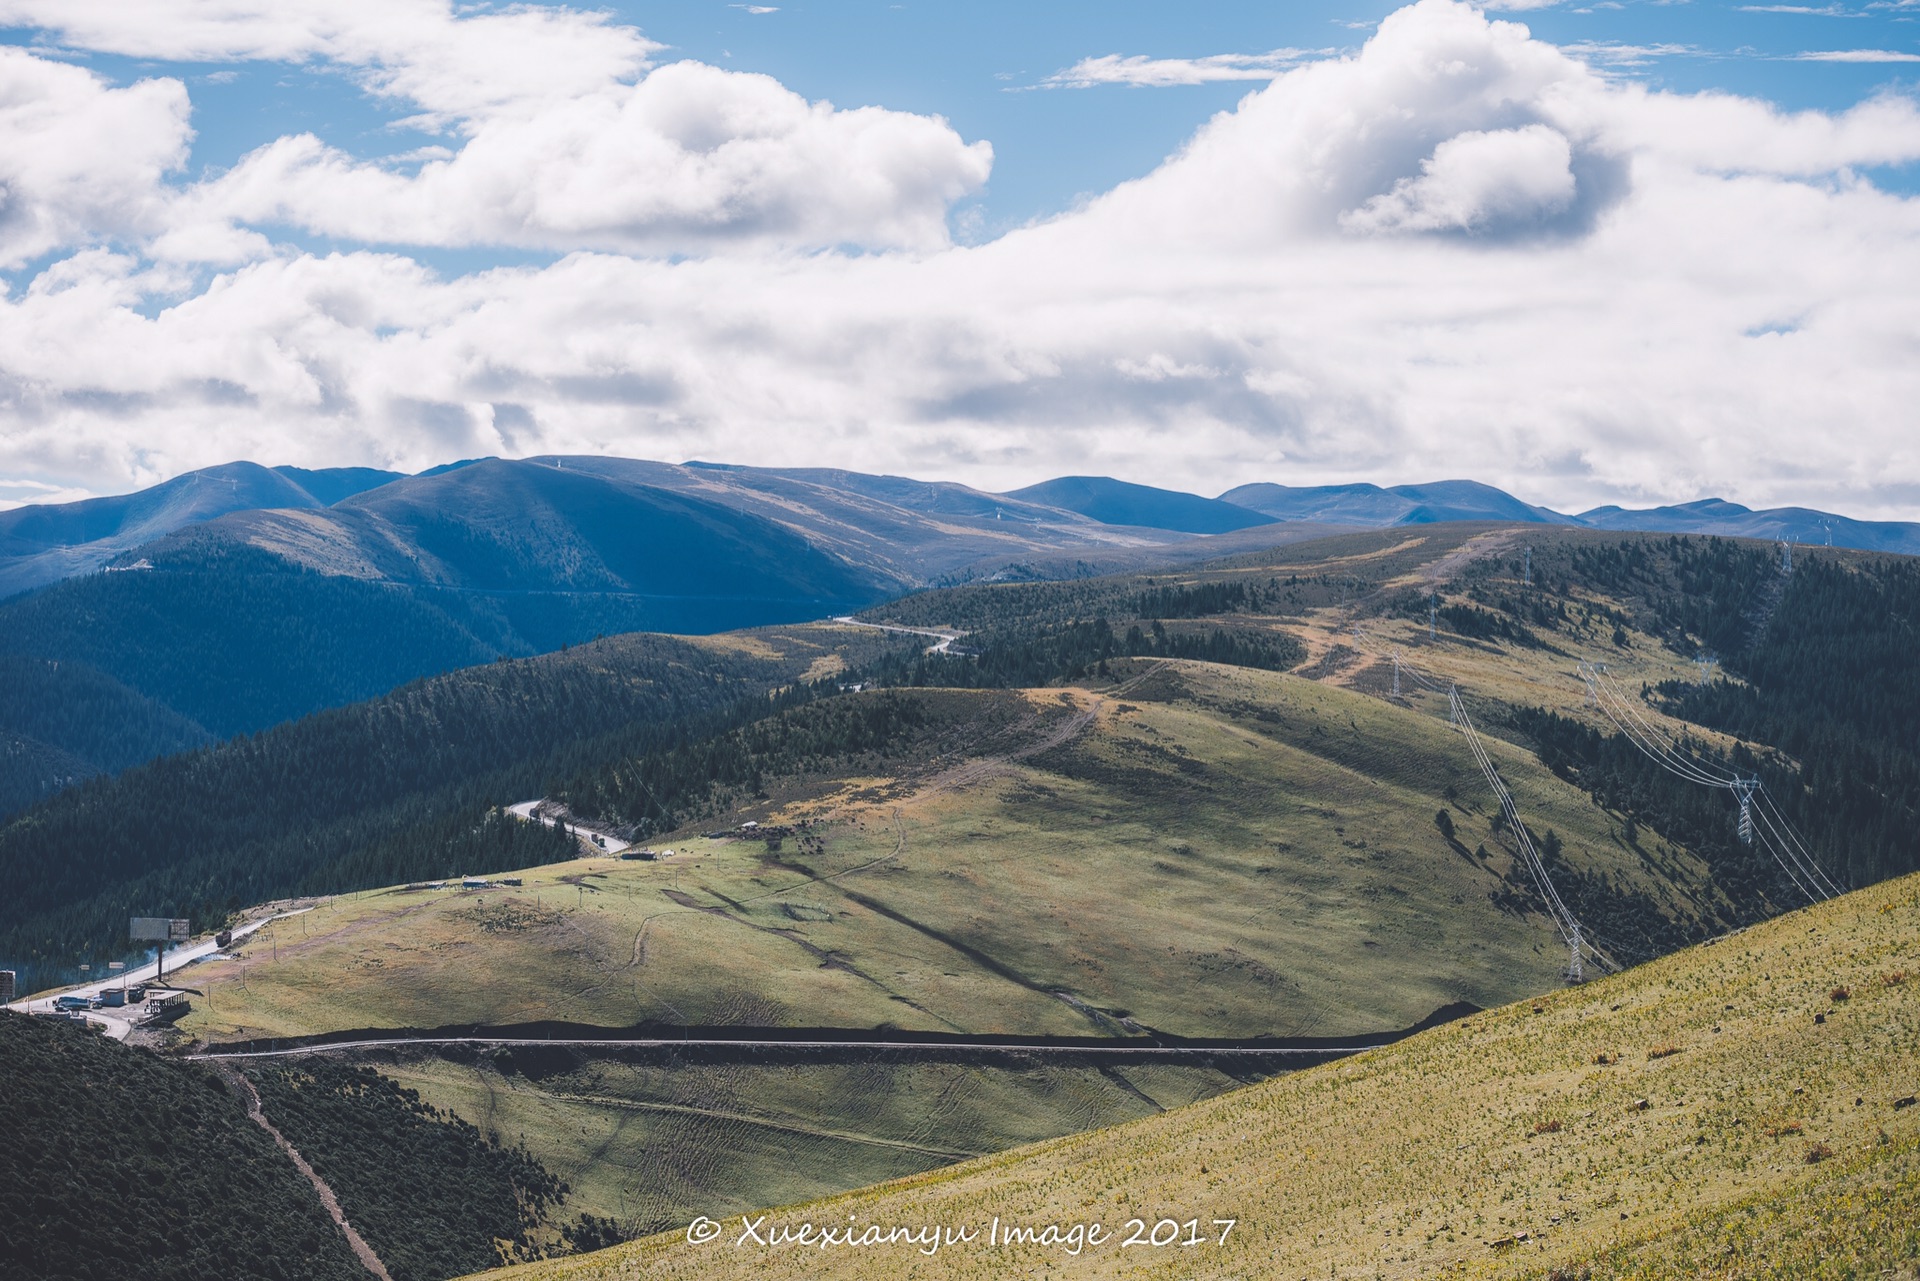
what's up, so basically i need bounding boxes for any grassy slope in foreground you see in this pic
[471,871,1920,1281]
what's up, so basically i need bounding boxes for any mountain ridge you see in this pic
[7,459,1916,607]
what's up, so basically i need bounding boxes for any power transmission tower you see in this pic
[1429,594,1438,642]
[1780,540,1792,573]
[1567,922,1584,984]
[1695,653,1717,685]
[1523,546,1532,587]
[1731,776,1760,844]
[1392,649,1401,697]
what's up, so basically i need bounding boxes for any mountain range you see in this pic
[6,459,1912,607]
[1,455,1913,820]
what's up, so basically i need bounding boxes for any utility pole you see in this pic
[1732,776,1760,844]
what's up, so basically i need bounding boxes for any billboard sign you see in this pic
[0,970,14,1005]
[131,917,190,943]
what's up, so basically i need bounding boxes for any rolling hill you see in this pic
[472,867,1920,1281]
[1578,495,1920,555]
[1000,476,1275,535]
[158,521,1920,1233]
[1219,478,1577,527]
[11,520,1919,1270]
[0,460,401,599]
[0,622,911,989]
[176,660,1731,1046]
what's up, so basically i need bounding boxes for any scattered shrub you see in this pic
[1648,1043,1682,1059]
[1533,1118,1564,1135]
[1831,985,1852,1002]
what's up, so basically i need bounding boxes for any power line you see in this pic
[1339,622,1602,979]
[1449,684,1598,983]
[1575,661,1840,904]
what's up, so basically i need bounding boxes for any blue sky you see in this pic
[16,1,1920,252]
[1,0,1918,515]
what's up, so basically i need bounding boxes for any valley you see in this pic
[7,516,1917,1281]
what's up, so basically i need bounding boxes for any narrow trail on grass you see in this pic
[542,1091,981,1161]
[218,1065,395,1281]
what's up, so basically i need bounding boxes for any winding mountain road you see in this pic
[6,908,313,1040]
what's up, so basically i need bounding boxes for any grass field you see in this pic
[161,528,1798,1250]
[465,868,1920,1281]
[371,1050,1252,1239]
[180,653,1721,1047]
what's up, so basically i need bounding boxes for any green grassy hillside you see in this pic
[167,642,1740,1238]
[180,659,1720,1044]
[369,1050,1248,1245]
[468,869,1920,1281]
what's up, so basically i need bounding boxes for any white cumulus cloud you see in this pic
[0,49,191,268]
[0,0,660,125]
[184,61,992,254]
[1342,124,1578,233]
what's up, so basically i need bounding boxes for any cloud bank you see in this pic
[3,0,1920,520]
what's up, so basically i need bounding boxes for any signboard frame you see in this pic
[131,917,190,943]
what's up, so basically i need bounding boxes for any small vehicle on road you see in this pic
[53,994,93,1011]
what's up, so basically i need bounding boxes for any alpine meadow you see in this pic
[6,1,1920,1279]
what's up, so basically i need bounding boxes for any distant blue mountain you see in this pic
[1575,498,1920,556]
[1219,479,1577,527]
[270,465,404,506]
[1002,476,1276,535]
[0,459,897,742]
[0,461,407,599]
[0,461,322,599]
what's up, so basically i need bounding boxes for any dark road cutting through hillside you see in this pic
[186,1004,1480,1064]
